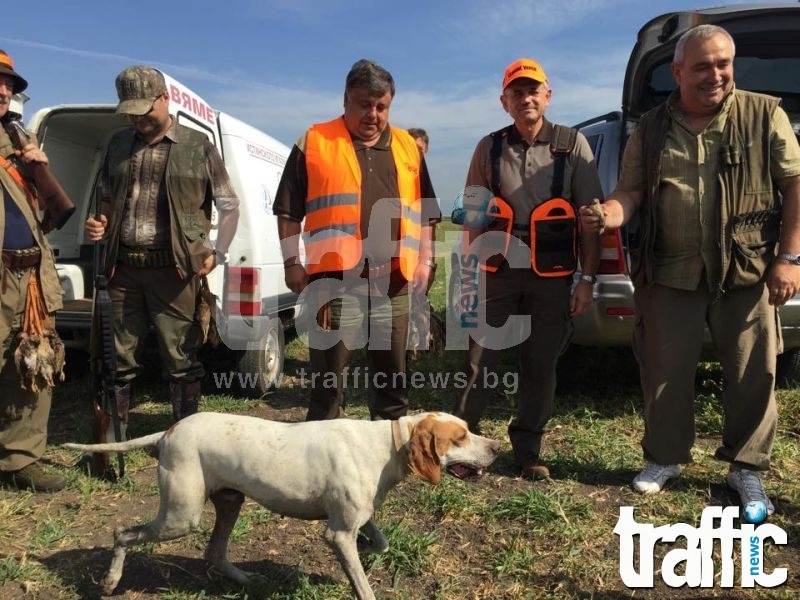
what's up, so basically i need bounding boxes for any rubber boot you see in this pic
[170,380,202,422]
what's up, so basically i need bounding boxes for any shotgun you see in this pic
[89,197,124,480]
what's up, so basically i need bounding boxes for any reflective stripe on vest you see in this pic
[304,118,421,279]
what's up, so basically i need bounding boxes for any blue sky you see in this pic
[2,0,755,214]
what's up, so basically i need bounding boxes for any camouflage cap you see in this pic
[0,49,28,94]
[115,65,167,115]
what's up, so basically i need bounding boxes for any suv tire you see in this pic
[776,348,800,388]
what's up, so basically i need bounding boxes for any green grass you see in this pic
[1,219,799,599]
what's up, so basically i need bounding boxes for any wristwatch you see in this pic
[777,253,800,265]
[213,249,229,264]
[577,273,597,284]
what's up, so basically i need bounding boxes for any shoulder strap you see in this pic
[550,124,578,199]
[0,154,37,210]
[489,125,513,197]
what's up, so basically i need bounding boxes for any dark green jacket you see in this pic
[98,123,214,277]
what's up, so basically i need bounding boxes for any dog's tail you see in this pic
[63,431,164,454]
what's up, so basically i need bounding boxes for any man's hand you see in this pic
[412,263,433,294]
[285,262,309,294]
[570,280,594,316]
[196,254,217,277]
[767,261,800,306]
[579,198,606,234]
[16,142,48,166]
[85,214,107,242]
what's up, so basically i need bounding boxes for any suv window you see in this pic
[585,134,601,156]
[644,53,800,114]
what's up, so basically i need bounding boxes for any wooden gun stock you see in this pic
[5,119,76,233]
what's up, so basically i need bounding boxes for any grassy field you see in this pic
[0,220,798,599]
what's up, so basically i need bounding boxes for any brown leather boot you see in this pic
[5,462,66,493]
[519,458,550,481]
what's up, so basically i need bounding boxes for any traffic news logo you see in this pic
[614,504,787,588]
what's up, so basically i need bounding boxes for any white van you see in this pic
[27,74,297,397]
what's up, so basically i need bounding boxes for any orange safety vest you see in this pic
[303,117,422,280]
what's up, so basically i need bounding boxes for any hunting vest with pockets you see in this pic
[480,124,578,275]
[0,127,63,312]
[0,132,64,313]
[303,117,422,281]
[100,124,213,278]
[633,90,781,292]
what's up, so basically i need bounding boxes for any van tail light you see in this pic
[597,230,627,275]
[226,267,261,316]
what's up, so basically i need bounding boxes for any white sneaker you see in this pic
[632,462,682,494]
[727,468,775,516]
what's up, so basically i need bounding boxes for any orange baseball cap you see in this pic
[502,58,547,89]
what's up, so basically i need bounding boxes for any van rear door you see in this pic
[29,107,129,345]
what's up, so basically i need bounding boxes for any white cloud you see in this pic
[209,63,623,215]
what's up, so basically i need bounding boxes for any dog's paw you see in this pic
[357,532,389,554]
[100,577,118,596]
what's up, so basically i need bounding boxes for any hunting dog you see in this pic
[65,411,500,600]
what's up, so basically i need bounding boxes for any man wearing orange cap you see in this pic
[451,58,602,481]
[0,50,70,492]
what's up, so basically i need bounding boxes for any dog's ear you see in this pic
[431,420,464,459]
[407,417,442,484]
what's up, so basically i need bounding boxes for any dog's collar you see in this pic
[391,420,404,453]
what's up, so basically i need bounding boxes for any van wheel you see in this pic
[776,348,800,388]
[236,317,285,397]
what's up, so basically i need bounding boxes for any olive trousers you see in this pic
[632,282,778,471]
[0,266,52,471]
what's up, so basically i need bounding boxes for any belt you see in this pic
[118,245,174,268]
[2,247,41,270]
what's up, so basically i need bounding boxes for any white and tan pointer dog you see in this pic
[65,411,500,600]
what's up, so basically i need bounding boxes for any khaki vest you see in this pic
[633,90,781,292]
[0,128,63,312]
[100,124,213,277]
